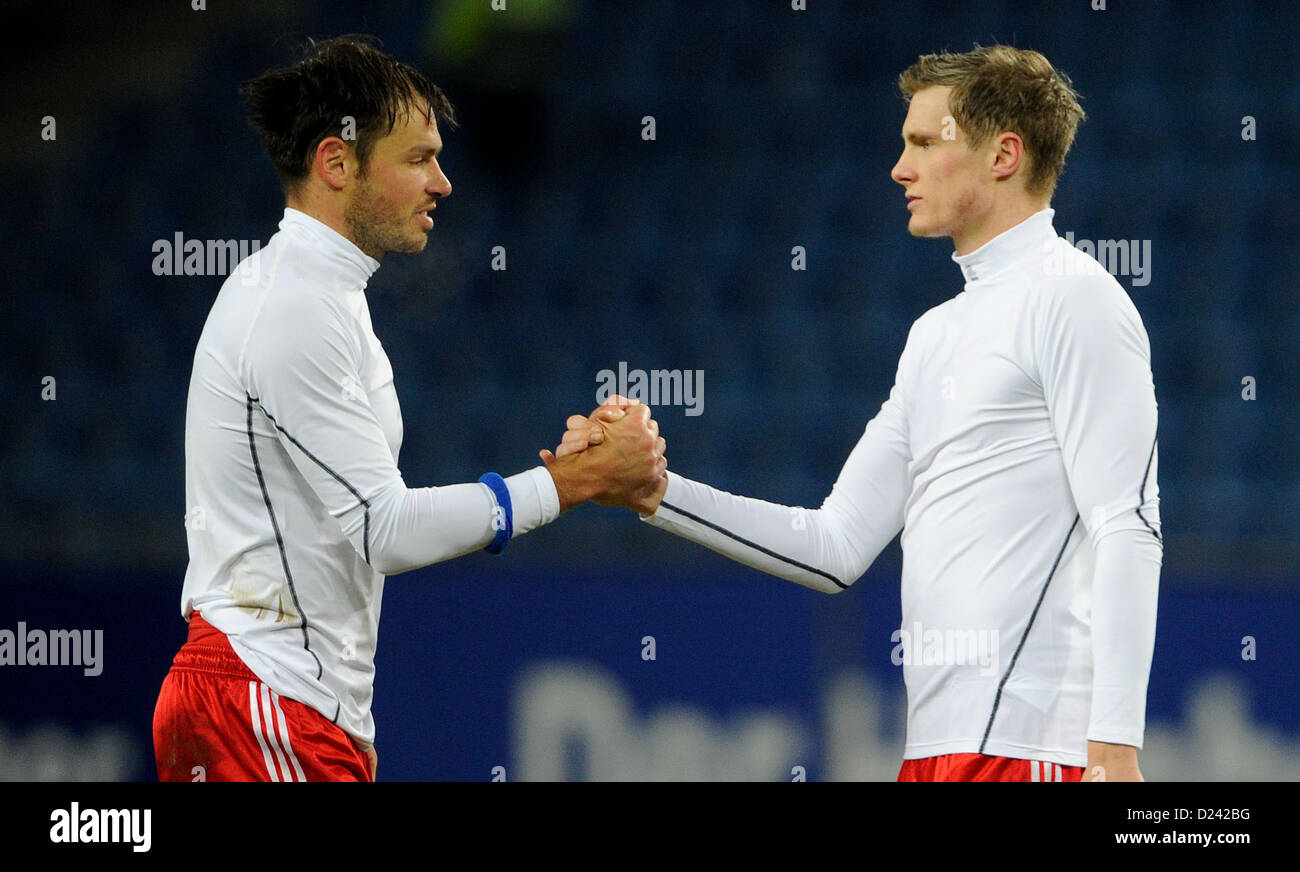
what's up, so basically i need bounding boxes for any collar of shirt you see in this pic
[950,207,1056,286]
[280,207,381,285]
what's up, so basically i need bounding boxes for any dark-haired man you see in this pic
[152,37,666,782]
[554,45,1161,783]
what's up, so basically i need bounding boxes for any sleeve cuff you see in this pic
[1085,731,1144,751]
[505,466,561,536]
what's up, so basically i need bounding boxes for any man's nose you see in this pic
[431,164,452,199]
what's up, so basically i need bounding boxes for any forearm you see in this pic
[1086,527,1162,747]
[359,467,559,574]
[642,471,891,594]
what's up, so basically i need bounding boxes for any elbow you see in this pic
[797,568,853,595]
[351,482,420,576]
[343,518,406,575]
[365,548,406,576]
[806,515,871,595]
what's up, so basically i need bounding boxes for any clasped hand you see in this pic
[539,395,668,515]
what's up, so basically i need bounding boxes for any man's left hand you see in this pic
[1082,741,1142,781]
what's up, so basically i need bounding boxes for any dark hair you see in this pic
[239,35,457,194]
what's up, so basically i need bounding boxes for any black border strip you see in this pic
[979,513,1080,753]
[249,396,372,565]
[246,394,324,681]
[1137,435,1162,544]
[658,499,848,590]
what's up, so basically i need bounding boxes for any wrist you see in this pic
[633,473,669,516]
[1087,740,1137,757]
[545,453,599,512]
[1084,741,1142,781]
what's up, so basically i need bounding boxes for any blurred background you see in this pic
[1,0,1297,780]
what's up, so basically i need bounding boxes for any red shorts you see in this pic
[153,612,372,782]
[898,753,1084,782]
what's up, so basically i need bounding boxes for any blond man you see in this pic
[558,45,1161,783]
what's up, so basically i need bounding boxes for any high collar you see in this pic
[280,207,381,286]
[951,208,1056,286]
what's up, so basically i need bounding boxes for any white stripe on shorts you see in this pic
[259,683,293,781]
[1031,761,1064,782]
[270,690,307,782]
[249,680,280,781]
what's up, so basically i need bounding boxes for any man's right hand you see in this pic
[540,398,666,513]
[539,397,630,462]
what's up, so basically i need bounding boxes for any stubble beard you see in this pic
[344,172,426,259]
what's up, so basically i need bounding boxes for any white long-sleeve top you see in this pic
[179,208,559,744]
[645,209,1162,767]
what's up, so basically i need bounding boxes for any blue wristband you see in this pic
[478,473,513,554]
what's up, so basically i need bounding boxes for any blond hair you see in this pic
[899,45,1085,200]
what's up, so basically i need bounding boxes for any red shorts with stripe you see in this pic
[898,753,1084,782]
[152,612,371,782]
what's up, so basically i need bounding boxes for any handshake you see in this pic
[538,395,668,515]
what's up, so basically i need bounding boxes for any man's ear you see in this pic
[312,136,353,191]
[990,131,1026,183]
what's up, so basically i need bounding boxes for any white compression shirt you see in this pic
[644,209,1162,767]
[180,207,559,744]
